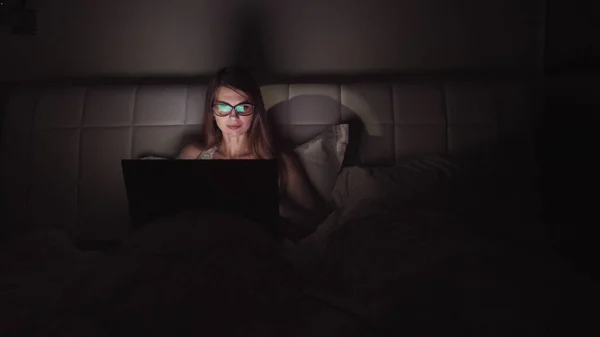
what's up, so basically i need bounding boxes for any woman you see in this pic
[179,67,327,240]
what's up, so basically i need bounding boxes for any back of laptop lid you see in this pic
[122,160,279,232]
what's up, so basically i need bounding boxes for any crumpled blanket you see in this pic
[3,206,596,337]
[295,199,599,337]
[0,211,307,337]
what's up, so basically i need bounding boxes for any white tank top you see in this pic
[196,146,217,160]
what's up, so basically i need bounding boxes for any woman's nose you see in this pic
[228,112,240,120]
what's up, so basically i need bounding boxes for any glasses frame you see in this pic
[212,101,255,117]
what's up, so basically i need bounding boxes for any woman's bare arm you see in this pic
[281,155,318,211]
[279,154,330,240]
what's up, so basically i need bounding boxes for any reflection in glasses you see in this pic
[212,102,254,117]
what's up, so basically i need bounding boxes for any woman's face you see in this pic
[213,86,254,137]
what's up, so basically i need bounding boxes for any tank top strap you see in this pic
[197,146,217,160]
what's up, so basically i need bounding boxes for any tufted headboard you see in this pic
[0,76,541,242]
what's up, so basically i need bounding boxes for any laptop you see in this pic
[121,159,280,234]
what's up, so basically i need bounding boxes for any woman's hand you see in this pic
[279,195,311,223]
[278,197,316,242]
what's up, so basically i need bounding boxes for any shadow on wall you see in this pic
[229,2,272,76]
[266,95,364,165]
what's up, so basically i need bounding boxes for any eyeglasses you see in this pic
[212,102,254,117]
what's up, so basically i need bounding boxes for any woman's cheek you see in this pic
[241,116,254,132]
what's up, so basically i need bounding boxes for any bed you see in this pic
[0,75,596,336]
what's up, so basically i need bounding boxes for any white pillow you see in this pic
[293,124,349,204]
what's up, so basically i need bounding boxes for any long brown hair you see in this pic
[201,67,288,193]
[201,67,274,159]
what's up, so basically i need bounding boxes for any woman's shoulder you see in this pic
[178,142,205,159]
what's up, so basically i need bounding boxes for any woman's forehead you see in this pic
[215,86,249,104]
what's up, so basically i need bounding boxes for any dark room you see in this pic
[0,0,598,336]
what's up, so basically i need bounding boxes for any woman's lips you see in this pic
[227,125,241,130]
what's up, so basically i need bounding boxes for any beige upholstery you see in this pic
[0,78,540,242]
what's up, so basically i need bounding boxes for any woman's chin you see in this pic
[222,129,248,137]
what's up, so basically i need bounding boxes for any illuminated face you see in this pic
[212,86,254,137]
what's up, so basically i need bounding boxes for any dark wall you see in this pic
[0,0,545,82]
[544,1,600,71]
[541,0,599,276]
[0,90,5,145]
